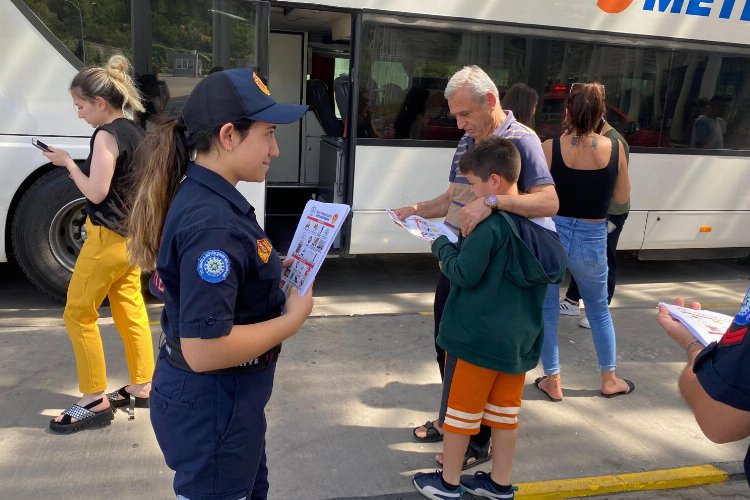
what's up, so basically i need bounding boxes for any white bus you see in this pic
[3,0,750,300]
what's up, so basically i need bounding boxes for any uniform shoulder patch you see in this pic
[719,288,750,346]
[720,325,747,346]
[257,238,272,264]
[735,287,750,326]
[197,250,231,283]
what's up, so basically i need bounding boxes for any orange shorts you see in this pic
[439,354,525,435]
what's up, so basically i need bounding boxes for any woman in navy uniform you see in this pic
[657,288,750,489]
[127,68,314,500]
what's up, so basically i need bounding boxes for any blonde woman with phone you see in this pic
[42,54,154,433]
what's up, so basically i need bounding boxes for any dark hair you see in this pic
[458,136,520,184]
[127,118,254,270]
[563,82,605,136]
[501,83,539,129]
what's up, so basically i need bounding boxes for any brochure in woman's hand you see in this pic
[282,200,350,296]
[659,303,734,346]
[385,208,458,243]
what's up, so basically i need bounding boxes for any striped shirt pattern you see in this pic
[444,111,553,234]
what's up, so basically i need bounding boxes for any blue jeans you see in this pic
[541,216,617,375]
[566,212,629,304]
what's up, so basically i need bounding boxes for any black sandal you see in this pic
[435,439,493,470]
[106,386,149,420]
[413,420,444,443]
[49,398,114,434]
[462,440,492,470]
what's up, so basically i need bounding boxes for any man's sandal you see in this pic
[107,386,149,420]
[49,398,114,434]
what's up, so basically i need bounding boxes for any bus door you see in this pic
[265,6,354,254]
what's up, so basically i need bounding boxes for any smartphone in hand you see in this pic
[32,138,51,152]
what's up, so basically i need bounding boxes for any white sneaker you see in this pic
[579,317,591,329]
[559,298,580,316]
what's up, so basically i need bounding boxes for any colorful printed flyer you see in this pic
[660,303,733,346]
[281,200,350,296]
[385,208,458,243]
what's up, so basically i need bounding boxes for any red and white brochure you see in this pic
[660,303,733,346]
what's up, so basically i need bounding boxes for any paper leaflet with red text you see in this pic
[660,303,733,346]
[385,208,458,243]
[281,200,350,296]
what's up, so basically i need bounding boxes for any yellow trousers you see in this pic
[64,218,154,394]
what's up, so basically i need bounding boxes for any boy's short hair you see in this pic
[458,136,521,183]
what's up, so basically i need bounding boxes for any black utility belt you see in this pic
[162,336,280,375]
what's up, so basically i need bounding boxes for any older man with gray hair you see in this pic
[395,65,558,471]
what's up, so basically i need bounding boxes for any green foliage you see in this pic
[22,0,257,73]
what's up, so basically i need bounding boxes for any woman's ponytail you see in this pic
[127,119,188,270]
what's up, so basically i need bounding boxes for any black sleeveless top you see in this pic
[80,118,145,236]
[551,136,619,219]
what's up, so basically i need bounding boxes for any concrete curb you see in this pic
[515,463,739,498]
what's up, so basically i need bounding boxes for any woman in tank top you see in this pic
[535,82,632,401]
[41,55,154,433]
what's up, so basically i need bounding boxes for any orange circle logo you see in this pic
[596,0,634,13]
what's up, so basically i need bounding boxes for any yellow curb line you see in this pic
[516,464,729,498]
[418,311,434,316]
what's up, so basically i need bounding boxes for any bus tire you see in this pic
[11,168,87,303]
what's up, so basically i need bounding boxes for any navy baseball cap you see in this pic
[181,67,308,135]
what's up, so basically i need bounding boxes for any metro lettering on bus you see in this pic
[643,0,750,19]
[599,0,750,19]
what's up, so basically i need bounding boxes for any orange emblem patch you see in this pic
[257,238,272,263]
[253,72,271,96]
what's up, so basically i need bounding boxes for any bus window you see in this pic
[357,15,750,153]
[359,21,526,141]
[24,0,262,125]
[663,53,749,151]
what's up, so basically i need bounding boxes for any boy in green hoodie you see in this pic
[413,136,566,500]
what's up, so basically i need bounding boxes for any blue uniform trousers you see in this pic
[150,349,276,500]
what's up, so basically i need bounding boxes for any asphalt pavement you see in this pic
[0,253,749,499]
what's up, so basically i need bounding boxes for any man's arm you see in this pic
[459,183,558,237]
[657,299,750,444]
[393,183,455,220]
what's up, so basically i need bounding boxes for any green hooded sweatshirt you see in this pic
[432,211,567,374]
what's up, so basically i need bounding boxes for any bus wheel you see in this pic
[11,169,87,302]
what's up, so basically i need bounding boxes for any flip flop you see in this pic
[413,419,443,442]
[534,376,562,402]
[601,379,635,398]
